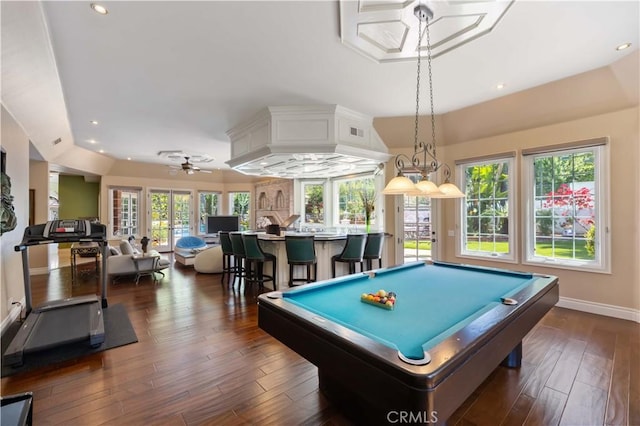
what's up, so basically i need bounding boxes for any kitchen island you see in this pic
[257,232,386,289]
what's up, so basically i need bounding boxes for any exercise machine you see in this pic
[3,220,108,366]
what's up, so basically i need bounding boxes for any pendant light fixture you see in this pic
[382,4,465,199]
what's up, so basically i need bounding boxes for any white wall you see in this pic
[1,105,30,324]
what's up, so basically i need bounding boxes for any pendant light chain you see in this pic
[414,17,423,152]
[381,4,465,198]
[426,14,436,157]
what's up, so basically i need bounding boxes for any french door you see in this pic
[403,194,435,262]
[393,172,438,263]
[148,189,193,252]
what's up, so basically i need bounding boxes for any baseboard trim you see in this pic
[1,298,24,336]
[557,296,640,323]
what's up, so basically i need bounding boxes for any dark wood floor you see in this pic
[1,258,638,425]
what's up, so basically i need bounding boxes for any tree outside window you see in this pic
[198,192,219,233]
[304,183,324,224]
[337,177,376,226]
[229,192,250,231]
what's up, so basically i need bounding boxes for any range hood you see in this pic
[226,105,392,178]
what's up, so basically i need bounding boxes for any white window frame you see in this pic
[108,186,142,239]
[332,174,383,232]
[523,143,610,273]
[197,191,221,235]
[299,180,327,227]
[457,156,516,263]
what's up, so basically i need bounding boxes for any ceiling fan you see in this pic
[169,157,212,175]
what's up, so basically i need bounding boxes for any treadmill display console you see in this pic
[43,220,92,238]
[17,220,106,246]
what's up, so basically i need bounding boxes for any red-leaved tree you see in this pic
[543,183,596,256]
[543,183,594,229]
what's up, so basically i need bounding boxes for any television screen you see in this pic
[207,216,240,234]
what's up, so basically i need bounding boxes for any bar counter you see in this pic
[256,232,351,289]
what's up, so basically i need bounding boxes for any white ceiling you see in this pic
[3,1,639,172]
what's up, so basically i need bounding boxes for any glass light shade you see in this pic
[405,186,429,196]
[430,182,465,198]
[415,179,440,195]
[382,175,417,195]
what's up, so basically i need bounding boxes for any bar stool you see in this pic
[285,235,317,287]
[363,232,385,270]
[218,231,235,285]
[229,232,249,287]
[331,234,366,277]
[242,233,276,291]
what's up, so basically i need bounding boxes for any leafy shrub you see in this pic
[585,224,596,256]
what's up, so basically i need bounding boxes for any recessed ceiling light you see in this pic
[90,3,108,15]
[616,43,631,51]
[98,149,105,153]
[87,139,97,144]
[90,120,99,125]
[127,157,131,161]
[496,83,505,90]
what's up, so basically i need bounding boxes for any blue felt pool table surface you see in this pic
[283,261,536,360]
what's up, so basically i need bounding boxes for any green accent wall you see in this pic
[58,175,99,220]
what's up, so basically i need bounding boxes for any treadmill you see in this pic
[3,220,108,366]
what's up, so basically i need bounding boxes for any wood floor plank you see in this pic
[629,330,640,426]
[2,263,637,426]
[523,386,567,426]
[559,381,608,425]
[585,327,617,360]
[522,349,562,399]
[545,338,587,394]
[500,394,535,426]
[575,352,613,391]
[605,333,630,426]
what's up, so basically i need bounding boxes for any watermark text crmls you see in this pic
[387,410,438,424]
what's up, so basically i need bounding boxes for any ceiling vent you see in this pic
[226,105,392,178]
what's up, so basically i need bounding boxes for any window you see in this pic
[302,181,325,225]
[459,157,515,261]
[295,174,383,232]
[198,191,220,234]
[109,187,141,238]
[524,142,609,272]
[333,175,377,231]
[228,192,250,231]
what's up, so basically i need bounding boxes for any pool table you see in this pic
[258,261,559,425]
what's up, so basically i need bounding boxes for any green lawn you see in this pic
[535,239,592,259]
[404,240,432,250]
[405,238,593,260]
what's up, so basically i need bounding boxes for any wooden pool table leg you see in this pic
[501,341,523,368]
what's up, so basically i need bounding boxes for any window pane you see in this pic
[337,177,375,228]
[199,192,219,233]
[529,148,598,265]
[110,188,140,238]
[229,192,250,231]
[460,160,513,258]
[304,183,324,224]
